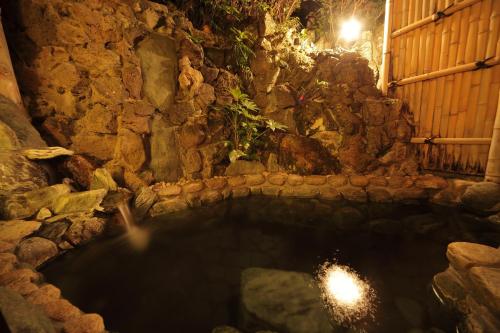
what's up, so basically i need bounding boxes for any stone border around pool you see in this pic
[148,173,475,217]
[0,172,487,333]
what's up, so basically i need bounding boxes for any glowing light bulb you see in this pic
[339,18,362,42]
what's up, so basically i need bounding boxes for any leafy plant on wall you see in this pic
[220,87,287,162]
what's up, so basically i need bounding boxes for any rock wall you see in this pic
[248,14,417,176]
[6,0,236,188]
[6,0,418,190]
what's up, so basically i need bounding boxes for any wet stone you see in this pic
[327,175,347,187]
[267,173,287,186]
[15,237,58,268]
[446,242,500,272]
[287,175,304,186]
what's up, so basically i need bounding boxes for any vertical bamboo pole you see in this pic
[381,0,393,95]
[485,93,500,183]
[0,17,23,108]
[461,2,481,172]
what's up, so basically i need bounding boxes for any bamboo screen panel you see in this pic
[385,0,500,175]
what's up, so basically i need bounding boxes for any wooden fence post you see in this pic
[380,0,392,95]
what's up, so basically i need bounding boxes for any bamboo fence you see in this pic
[381,0,500,177]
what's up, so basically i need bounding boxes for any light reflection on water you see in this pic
[317,261,377,331]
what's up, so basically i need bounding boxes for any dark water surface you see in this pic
[42,197,500,333]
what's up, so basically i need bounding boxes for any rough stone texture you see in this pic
[0,220,41,245]
[1,184,71,219]
[150,117,182,182]
[0,151,49,196]
[182,181,205,193]
[64,216,106,246]
[89,168,117,191]
[446,242,500,272]
[63,313,105,333]
[241,268,335,333]
[150,198,189,217]
[0,95,46,148]
[212,326,242,333]
[26,284,61,306]
[225,160,266,176]
[245,174,266,186]
[461,182,500,214]
[51,189,107,215]
[42,299,81,322]
[63,155,97,189]
[137,34,177,110]
[278,134,340,175]
[0,287,56,333]
[433,242,500,332]
[15,237,59,268]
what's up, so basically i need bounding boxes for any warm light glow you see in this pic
[326,266,363,306]
[317,262,376,328]
[339,18,362,42]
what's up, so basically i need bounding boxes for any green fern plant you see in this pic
[230,28,256,71]
[222,87,287,162]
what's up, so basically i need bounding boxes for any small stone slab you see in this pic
[89,168,118,191]
[51,189,107,215]
[0,220,41,244]
[21,147,74,160]
[150,198,188,217]
[447,242,500,272]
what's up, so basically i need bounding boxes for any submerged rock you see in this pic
[461,182,500,214]
[241,267,336,333]
[15,237,58,268]
[0,287,56,333]
[212,326,242,333]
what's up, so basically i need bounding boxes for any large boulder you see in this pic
[0,287,56,333]
[137,34,178,111]
[241,268,336,333]
[1,184,71,220]
[461,182,500,214]
[0,151,48,196]
[0,95,46,148]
